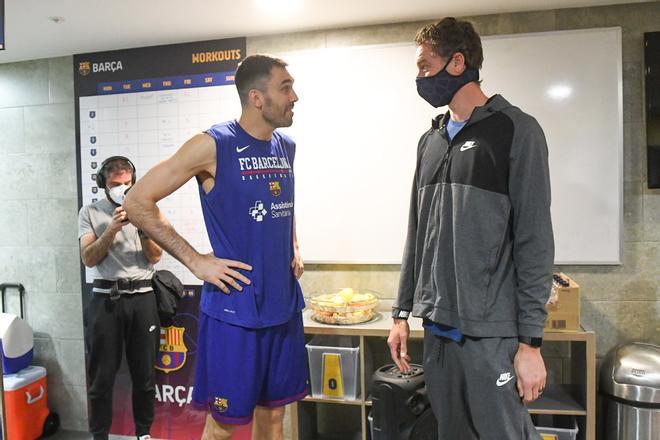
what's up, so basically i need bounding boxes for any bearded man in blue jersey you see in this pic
[125,54,306,440]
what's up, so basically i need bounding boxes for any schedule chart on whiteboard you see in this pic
[74,38,246,285]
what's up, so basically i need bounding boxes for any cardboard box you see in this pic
[545,273,580,331]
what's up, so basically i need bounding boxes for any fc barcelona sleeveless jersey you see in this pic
[199,120,304,328]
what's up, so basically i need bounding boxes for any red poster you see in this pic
[109,289,252,440]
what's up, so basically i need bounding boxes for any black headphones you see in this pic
[96,156,136,189]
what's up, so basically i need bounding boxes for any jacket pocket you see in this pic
[482,219,511,313]
[451,189,510,320]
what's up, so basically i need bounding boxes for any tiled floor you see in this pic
[49,431,136,440]
[49,430,90,440]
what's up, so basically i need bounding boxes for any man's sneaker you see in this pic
[137,436,151,440]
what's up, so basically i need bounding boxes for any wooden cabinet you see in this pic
[291,310,595,440]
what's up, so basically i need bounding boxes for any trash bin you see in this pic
[600,342,659,440]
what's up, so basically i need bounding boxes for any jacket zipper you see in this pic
[427,124,454,305]
[439,125,455,183]
[440,112,477,180]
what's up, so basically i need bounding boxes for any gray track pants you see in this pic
[423,330,541,439]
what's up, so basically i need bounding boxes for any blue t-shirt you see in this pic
[447,118,467,140]
[199,120,304,328]
[423,319,464,343]
[424,117,468,342]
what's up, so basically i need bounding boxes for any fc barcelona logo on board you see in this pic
[269,181,281,197]
[156,326,188,373]
[79,61,91,76]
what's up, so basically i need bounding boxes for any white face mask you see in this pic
[107,184,130,205]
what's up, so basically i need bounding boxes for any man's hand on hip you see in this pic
[191,253,252,294]
[387,319,411,372]
[514,342,547,404]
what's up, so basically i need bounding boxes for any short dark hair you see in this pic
[235,54,288,106]
[102,157,133,180]
[415,17,483,70]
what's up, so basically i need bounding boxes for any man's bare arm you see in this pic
[139,232,162,265]
[124,133,252,292]
[80,206,128,267]
[124,134,211,267]
[80,231,115,267]
[290,215,304,279]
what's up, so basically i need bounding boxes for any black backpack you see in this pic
[151,270,184,326]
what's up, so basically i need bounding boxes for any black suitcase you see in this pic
[0,283,25,318]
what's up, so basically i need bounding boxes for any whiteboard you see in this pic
[78,86,239,284]
[277,27,623,265]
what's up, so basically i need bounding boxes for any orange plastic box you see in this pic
[3,366,50,440]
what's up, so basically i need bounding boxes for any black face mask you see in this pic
[416,56,479,108]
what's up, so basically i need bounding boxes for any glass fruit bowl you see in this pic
[308,288,379,325]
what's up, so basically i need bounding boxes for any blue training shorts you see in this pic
[192,311,309,425]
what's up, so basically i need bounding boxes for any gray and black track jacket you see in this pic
[395,95,554,338]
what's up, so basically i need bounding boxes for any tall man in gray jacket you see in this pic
[387,17,554,439]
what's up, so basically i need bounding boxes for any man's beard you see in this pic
[263,96,293,128]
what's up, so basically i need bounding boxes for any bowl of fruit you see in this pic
[308,288,379,325]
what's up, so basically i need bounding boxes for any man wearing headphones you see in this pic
[78,156,163,440]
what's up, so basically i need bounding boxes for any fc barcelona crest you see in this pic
[156,326,188,373]
[213,397,229,413]
[79,61,91,76]
[269,181,281,197]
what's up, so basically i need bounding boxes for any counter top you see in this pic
[302,308,593,341]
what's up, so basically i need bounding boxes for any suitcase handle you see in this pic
[0,283,26,318]
[26,385,44,405]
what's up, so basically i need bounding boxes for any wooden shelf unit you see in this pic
[292,310,595,440]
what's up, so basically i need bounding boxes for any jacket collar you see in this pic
[431,94,513,132]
